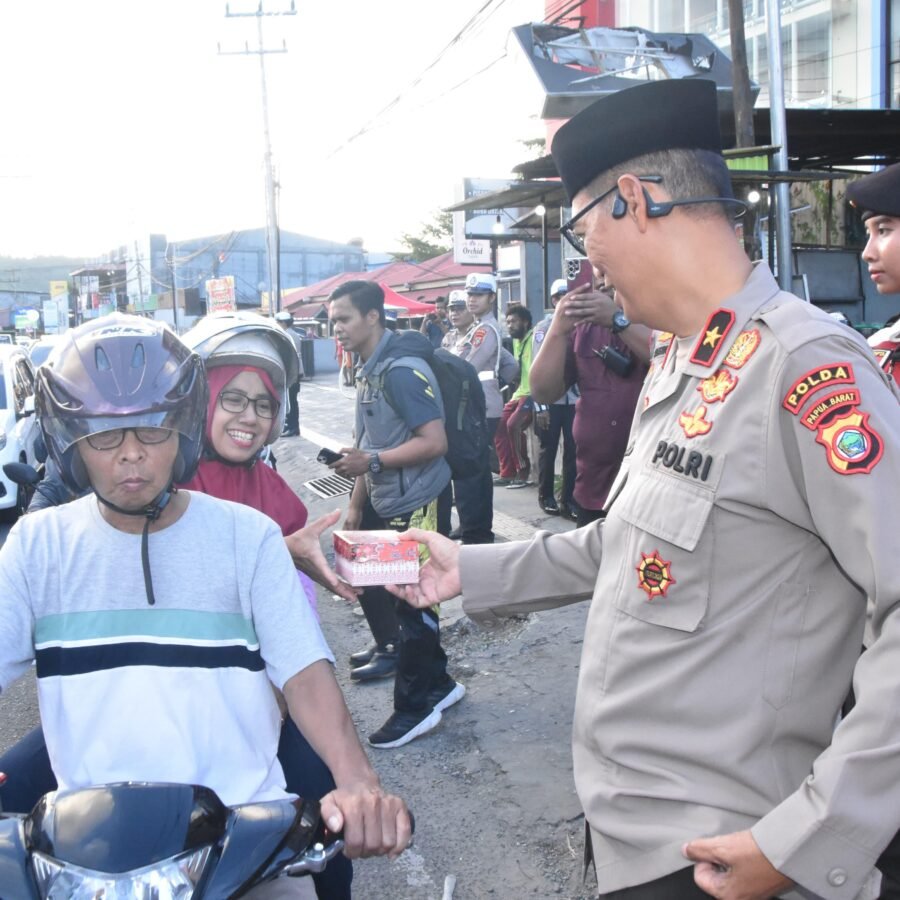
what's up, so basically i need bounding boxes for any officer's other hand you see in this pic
[682,830,794,900]
[386,528,461,608]
[332,447,369,477]
[560,284,618,329]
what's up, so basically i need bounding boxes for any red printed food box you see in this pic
[332,530,420,587]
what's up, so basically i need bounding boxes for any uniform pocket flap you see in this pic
[617,467,716,552]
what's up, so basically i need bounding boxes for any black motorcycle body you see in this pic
[0,782,342,899]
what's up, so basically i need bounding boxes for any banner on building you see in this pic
[452,178,529,265]
[206,276,236,313]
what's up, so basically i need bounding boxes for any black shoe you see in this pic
[368,708,443,748]
[349,643,383,668]
[448,529,463,541]
[281,427,299,437]
[350,648,398,682]
[427,680,466,713]
[561,502,579,522]
[540,497,560,515]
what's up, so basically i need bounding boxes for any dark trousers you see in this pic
[0,722,353,900]
[285,380,301,432]
[577,506,606,529]
[486,416,500,474]
[357,497,451,712]
[536,404,576,506]
[598,867,716,899]
[451,457,494,544]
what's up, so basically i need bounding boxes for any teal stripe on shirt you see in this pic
[34,609,258,646]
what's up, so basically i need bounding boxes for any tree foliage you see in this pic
[392,210,453,262]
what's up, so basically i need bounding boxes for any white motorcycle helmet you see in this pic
[182,311,299,445]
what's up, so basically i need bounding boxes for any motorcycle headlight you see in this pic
[31,845,213,899]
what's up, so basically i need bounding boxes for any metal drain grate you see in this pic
[303,474,355,499]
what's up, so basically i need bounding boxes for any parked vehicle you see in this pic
[0,345,41,521]
[0,782,345,898]
[27,335,63,369]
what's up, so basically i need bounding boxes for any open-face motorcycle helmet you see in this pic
[36,314,208,494]
[181,311,298,445]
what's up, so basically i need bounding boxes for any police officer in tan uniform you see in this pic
[391,79,900,900]
[441,291,472,353]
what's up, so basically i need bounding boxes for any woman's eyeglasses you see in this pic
[85,427,174,451]
[219,390,279,420]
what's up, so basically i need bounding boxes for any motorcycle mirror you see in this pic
[3,462,40,487]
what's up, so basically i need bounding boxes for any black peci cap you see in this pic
[846,163,900,221]
[551,79,724,203]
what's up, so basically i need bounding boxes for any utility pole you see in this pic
[134,240,145,315]
[727,0,760,260]
[765,0,793,292]
[728,0,755,149]
[220,1,296,316]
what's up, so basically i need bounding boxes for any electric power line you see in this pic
[324,0,507,159]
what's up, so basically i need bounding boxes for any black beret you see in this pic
[551,79,724,203]
[846,163,900,221]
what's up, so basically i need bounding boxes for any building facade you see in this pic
[604,1,889,111]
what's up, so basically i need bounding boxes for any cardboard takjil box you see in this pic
[332,530,420,587]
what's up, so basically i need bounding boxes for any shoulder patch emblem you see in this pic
[533,330,544,345]
[724,329,760,369]
[679,404,713,438]
[690,309,735,367]
[800,389,861,430]
[637,550,676,600]
[814,401,884,475]
[782,363,854,414]
[698,368,738,403]
[470,327,486,348]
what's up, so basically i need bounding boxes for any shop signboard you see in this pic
[206,276,236,313]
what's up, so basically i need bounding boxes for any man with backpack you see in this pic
[329,281,465,749]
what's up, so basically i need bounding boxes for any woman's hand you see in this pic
[284,510,359,602]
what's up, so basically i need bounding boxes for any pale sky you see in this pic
[0,0,547,259]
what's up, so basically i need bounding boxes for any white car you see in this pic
[0,345,42,520]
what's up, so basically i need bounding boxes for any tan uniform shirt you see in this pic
[459,264,900,900]
[456,312,504,418]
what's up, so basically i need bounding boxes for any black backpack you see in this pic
[370,331,487,479]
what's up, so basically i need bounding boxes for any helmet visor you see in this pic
[41,397,205,456]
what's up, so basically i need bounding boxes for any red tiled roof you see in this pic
[282,251,490,311]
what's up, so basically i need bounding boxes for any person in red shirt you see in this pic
[530,280,651,526]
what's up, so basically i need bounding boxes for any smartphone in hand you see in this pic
[566,257,594,292]
[317,448,344,465]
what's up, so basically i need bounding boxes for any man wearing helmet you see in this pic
[0,315,411,895]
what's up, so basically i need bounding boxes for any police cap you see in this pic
[551,79,724,203]
[846,163,900,221]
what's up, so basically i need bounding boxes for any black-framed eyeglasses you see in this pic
[560,176,664,257]
[219,390,279,420]
[85,427,174,451]
[560,174,747,257]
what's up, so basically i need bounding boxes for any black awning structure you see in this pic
[513,106,900,183]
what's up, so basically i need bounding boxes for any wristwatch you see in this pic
[611,310,631,334]
[368,453,383,474]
